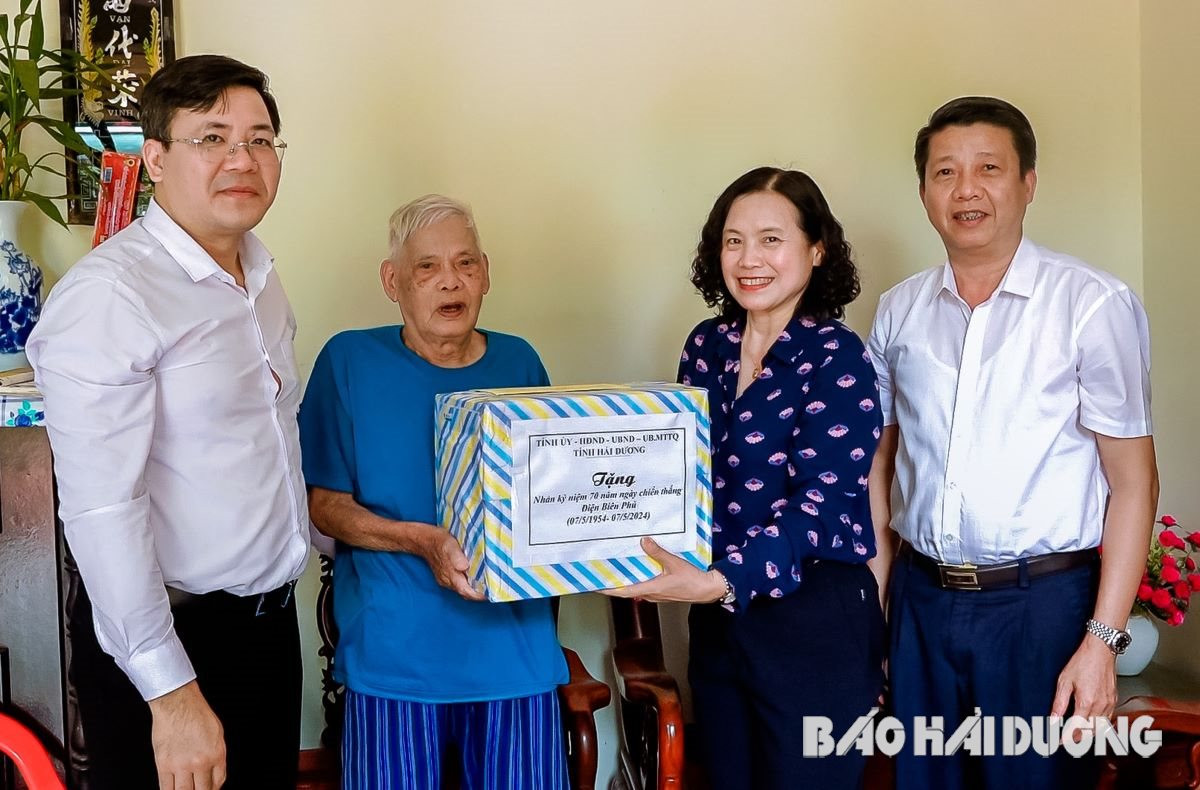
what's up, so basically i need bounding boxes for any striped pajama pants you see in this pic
[342,688,568,790]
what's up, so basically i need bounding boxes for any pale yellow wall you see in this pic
[6,0,1157,782]
[0,0,93,284]
[1140,2,1200,674]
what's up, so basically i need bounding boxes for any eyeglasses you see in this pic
[165,134,288,164]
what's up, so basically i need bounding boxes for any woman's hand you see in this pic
[601,537,728,603]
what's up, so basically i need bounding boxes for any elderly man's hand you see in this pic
[418,526,486,601]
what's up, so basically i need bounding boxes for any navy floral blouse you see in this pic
[678,316,883,610]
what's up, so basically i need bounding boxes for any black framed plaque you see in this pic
[58,0,175,224]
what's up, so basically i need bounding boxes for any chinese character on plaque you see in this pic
[59,0,175,224]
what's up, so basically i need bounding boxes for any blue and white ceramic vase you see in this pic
[0,201,44,370]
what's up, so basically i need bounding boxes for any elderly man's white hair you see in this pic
[387,194,483,260]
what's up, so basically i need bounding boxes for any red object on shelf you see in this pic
[0,712,64,790]
[91,151,142,248]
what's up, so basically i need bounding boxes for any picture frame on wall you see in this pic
[58,0,175,225]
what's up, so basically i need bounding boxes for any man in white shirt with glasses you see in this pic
[28,55,308,790]
[868,96,1158,790]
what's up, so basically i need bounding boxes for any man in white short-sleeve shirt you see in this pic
[868,96,1158,790]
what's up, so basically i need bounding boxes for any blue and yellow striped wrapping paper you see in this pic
[435,383,713,601]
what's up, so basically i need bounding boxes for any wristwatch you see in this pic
[1085,618,1133,655]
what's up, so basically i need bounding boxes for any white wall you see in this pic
[1140,1,1200,674]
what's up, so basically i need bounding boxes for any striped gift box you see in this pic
[435,383,713,601]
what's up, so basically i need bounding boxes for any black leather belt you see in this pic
[902,542,1098,591]
[166,579,296,616]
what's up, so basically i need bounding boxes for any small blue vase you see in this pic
[0,201,44,370]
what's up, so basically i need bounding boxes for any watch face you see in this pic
[1114,630,1133,654]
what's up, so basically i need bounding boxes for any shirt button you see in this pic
[945,534,957,542]
[947,482,958,490]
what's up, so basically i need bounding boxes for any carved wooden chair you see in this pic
[609,597,688,789]
[313,554,611,789]
[608,591,1200,790]
[1098,695,1200,789]
[608,597,895,790]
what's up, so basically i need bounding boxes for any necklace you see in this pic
[743,349,766,380]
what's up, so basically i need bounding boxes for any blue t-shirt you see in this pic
[298,326,568,702]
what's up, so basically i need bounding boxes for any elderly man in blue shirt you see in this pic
[299,195,568,790]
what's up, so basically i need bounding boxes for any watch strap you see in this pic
[1085,618,1131,655]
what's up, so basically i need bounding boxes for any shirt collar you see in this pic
[931,236,1039,305]
[141,199,274,285]
[997,237,1039,298]
[715,315,812,367]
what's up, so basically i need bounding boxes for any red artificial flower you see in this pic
[1159,530,1187,550]
[1138,514,1193,624]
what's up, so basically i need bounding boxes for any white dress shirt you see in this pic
[26,200,310,700]
[868,238,1151,565]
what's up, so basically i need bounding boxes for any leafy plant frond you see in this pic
[1,0,124,226]
[21,191,65,226]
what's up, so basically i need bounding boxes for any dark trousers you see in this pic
[888,548,1101,790]
[68,579,303,790]
[688,560,886,790]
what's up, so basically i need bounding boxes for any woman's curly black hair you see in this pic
[690,167,861,322]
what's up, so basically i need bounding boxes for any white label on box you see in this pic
[508,413,698,567]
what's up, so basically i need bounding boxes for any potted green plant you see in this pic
[0,0,113,366]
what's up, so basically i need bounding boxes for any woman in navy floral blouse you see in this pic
[607,167,885,789]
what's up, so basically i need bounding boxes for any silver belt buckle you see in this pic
[938,562,981,591]
[255,579,297,617]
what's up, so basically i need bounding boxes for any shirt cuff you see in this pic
[309,519,337,556]
[124,633,196,701]
[1080,413,1152,439]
